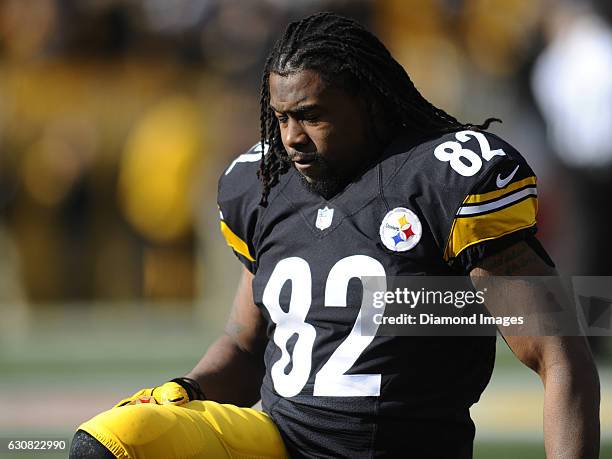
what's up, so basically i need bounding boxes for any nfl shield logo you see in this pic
[315,206,334,230]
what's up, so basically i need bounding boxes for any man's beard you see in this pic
[297,171,347,200]
[279,151,353,199]
[283,154,348,199]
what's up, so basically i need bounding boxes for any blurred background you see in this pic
[0,0,611,457]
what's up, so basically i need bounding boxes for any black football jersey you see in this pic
[217,129,539,458]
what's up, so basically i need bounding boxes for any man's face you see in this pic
[269,69,373,197]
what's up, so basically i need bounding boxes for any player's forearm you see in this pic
[185,333,265,407]
[542,359,600,458]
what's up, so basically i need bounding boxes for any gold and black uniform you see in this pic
[218,129,539,458]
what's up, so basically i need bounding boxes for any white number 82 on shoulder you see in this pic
[434,130,506,177]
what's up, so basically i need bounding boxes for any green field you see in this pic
[475,441,611,458]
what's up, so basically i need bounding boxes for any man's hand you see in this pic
[114,382,190,407]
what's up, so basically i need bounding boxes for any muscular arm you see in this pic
[186,266,267,407]
[470,241,600,459]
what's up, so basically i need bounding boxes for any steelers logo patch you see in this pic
[379,207,422,252]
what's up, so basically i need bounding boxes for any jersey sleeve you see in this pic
[217,143,264,273]
[416,130,542,273]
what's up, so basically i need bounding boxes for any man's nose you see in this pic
[284,118,309,149]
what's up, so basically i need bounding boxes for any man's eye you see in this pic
[276,114,288,123]
[301,111,322,123]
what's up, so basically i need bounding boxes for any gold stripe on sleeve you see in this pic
[463,176,536,204]
[444,196,537,261]
[220,220,255,262]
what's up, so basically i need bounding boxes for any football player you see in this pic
[70,12,599,459]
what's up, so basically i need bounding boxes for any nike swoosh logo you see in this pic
[496,165,520,188]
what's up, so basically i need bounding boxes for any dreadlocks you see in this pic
[258,12,498,205]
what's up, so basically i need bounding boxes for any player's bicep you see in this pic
[469,240,557,325]
[469,240,555,329]
[224,266,267,358]
[470,239,554,277]
[469,241,591,376]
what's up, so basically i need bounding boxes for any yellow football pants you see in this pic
[78,401,289,459]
